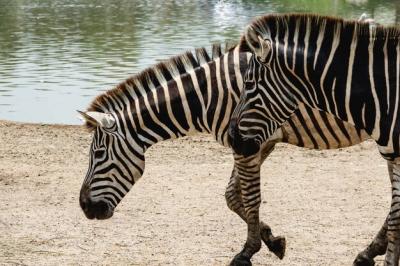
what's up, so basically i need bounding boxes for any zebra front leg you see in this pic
[229,153,263,266]
[384,160,400,266]
[225,167,286,259]
[354,162,392,266]
[256,140,287,259]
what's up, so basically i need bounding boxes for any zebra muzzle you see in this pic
[80,187,114,220]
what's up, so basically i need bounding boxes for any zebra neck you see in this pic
[133,48,249,149]
[278,25,358,117]
[131,69,207,149]
[201,48,249,146]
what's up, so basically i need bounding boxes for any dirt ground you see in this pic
[0,120,391,265]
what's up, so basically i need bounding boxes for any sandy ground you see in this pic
[0,120,392,265]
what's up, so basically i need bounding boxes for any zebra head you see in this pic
[78,111,144,220]
[229,25,282,157]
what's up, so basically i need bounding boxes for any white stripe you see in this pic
[303,18,319,106]
[211,57,223,134]
[384,37,390,115]
[387,44,400,152]
[321,23,341,115]
[231,47,243,102]
[219,52,234,144]
[283,22,289,67]
[188,64,209,132]
[362,103,366,127]
[368,33,381,140]
[203,61,212,112]
[314,20,326,70]
[344,25,357,125]
[331,78,339,118]
[246,53,252,64]
[292,20,300,70]
[303,19,311,82]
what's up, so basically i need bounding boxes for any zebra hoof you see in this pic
[267,236,286,260]
[260,226,286,260]
[353,253,375,266]
[229,254,252,266]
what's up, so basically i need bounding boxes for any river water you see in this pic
[1,0,399,124]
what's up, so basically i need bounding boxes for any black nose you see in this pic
[80,192,95,219]
[79,187,114,220]
[80,186,90,210]
[79,193,90,213]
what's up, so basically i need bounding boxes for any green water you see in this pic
[0,0,399,124]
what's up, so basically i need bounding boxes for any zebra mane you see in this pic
[239,13,400,52]
[85,42,238,131]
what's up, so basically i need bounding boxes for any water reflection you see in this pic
[0,0,398,124]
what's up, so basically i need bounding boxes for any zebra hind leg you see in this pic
[225,168,286,259]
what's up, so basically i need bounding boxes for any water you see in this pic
[1,0,399,124]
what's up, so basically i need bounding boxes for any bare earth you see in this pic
[0,120,391,265]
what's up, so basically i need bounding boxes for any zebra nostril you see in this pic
[80,183,89,203]
[79,186,91,212]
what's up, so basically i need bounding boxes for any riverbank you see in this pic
[0,120,389,265]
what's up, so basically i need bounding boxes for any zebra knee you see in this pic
[225,171,241,211]
[225,186,239,211]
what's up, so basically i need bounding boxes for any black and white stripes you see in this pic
[79,32,382,263]
[230,13,400,265]
[79,45,248,219]
[79,41,371,219]
[232,14,400,158]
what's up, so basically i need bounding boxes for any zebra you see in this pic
[228,13,400,266]
[78,36,378,264]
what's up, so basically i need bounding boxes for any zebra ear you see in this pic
[244,25,272,62]
[77,110,116,129]
[358,13,378,26]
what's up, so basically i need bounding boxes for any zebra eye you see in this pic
[94,149,106,159]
